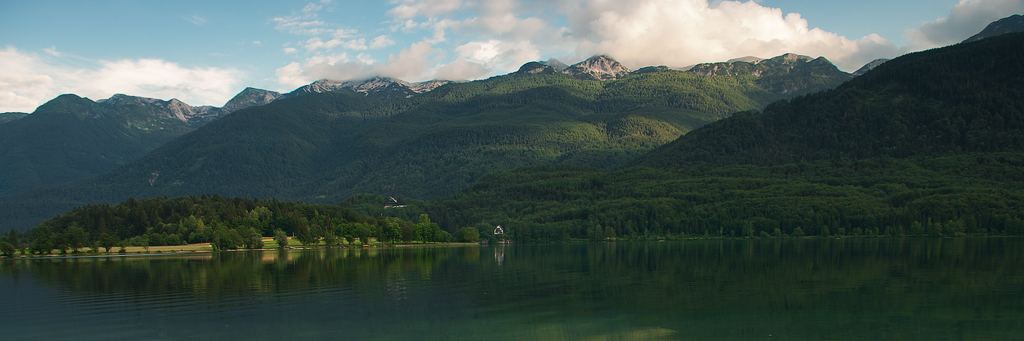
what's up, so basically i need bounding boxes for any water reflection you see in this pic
[1,238,1022,340]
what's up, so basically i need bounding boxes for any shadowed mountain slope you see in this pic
[0,55,850,230]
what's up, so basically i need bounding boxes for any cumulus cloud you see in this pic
[0,47,242,112]
[433,59,491,81]
[559,0,901,71]
[274,0,1016,89]
[370,35,395,49]
[275,42,442,86]
[387,0,464,19]
[374,0,906,75]
[904,0,1024,50]
[453,39,540,73]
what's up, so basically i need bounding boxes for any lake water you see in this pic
[1,238,1022,340]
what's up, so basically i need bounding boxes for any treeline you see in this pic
[2,195,458,256]
[409,153,1024,243]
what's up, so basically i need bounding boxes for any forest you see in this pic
[0,53,850,231]
[4,34,1023,249]
[0,195,457,256]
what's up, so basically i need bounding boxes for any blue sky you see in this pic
[2,0,1022,112]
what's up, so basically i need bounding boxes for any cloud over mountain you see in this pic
[279,0,933,84]
[0,47,242,113]
[904,0,1024,49]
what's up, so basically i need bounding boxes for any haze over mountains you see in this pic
[2,14,1023,232]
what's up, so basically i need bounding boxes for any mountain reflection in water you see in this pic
[1,238,1022,340]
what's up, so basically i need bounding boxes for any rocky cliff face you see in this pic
[221,87,283,113]
[563,55,631,80]
[686,53,852,96]
[285,77,453,99]
[852,58,890,77]
[97,90,281,126]
[99,94,221,125]
[688,53,817,77]
[515,61,560,75]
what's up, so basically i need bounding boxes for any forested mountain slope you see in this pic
[0,89,283,198]
[415,33,1024,241]
[0,95,198,197]
[0,55,848,230]
[0,112,27,124]
[633,32,1024,169]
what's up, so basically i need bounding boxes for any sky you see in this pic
[1,0,1022,113]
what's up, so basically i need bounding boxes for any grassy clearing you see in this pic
[3,237,483,259]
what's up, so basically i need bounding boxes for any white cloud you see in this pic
[43,46,61,57]
[558,0,901,71]
[275,41,441,86]
[344,39,368,50]
[387,0,464,19]
[273,16,327,35]
[0,47,55,112]
[454,39,540,73]
[379,42,436,79]
[380,0,899,73]
[370,35,395,49]
[433,59,491,81]
[0,47,243,112]
[904,0,1024,50]
[272,0,1017,90]
[184,14,207,25]
[283,47,298,54]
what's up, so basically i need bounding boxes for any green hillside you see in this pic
[0,95,197,197]
[0,112,27,124]
[409,33,1024,241]
[635,33,1024,168]
[0,58,845,230]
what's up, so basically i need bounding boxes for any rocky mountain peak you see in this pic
[286,77,452,99]
[221,88,283,113]
[97,94,206,122]
[852,58,890,77]
[763,53,814,65]
[563,55,631,80]
[726,56,763,64]
[515,62,558,75]
[542,59,569,71]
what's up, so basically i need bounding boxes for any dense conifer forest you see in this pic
[4,34,1023,249]
[0,53,848,231]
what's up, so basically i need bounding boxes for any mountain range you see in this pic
[421,32,1024,240]
[0,51,853,230]
[0,88,281,198]
[4,14,1023,232]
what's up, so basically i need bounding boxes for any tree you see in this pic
[0,242,15,257]
[355,225,371,246]
[273,229,289,249]
[243,227,264,249]
[293,215,313,246]
[380,221,402,244]
[792,227,806,237]
[456,226,480,243]
[100,233,118,252]
[31,224,54,254]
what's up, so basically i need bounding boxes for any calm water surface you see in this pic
[1,238,1022,340]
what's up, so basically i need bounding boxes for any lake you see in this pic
[1,238,1022,340]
